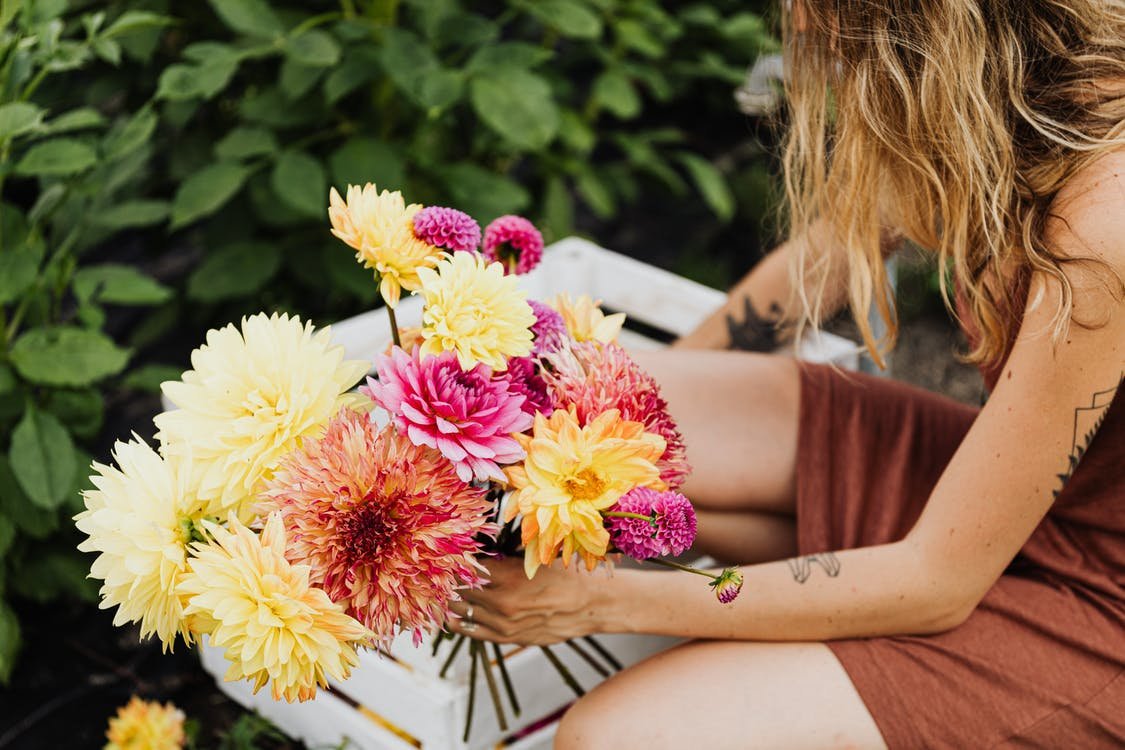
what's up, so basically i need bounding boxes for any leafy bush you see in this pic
[0,0,776,682]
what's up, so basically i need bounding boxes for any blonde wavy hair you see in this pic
[782,0,1125,368]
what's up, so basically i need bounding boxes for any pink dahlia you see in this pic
[482,215,544,275]
[258,409,494,645]
[412,206,481,253]
[543,342,691,488]
[362,347,533,483]
[606,487,697,560]
[528,299,567,355]
[711,568,744,604]
[500,356,553,418]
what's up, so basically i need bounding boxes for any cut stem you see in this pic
[431,629,447,658]
[478,640,509,732]
[463,640,479,744]
[439,633,467,678]
[564,638,610,678]
[540,646,585,698]
[491,642,521,716]
[386,303,402,348]
[603,511,655,524]
[583,636,624,672]
[647,557,719,580]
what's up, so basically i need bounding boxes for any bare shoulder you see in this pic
[1047,148,1125,272]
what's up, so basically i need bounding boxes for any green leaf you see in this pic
[0,602,18,685]
[614,18,665,58]
[466,42,553,74]
[323,47,380,104]
[378,28,457,110]
[41,107,106,135]
[240,88,320,129]
[0,205,43,305]
[576,167,616,218]
[93,37,122,66]
[9,327,130,387]
[470,69,559,151]
[0,458,59,539]
[0,364,15,396]
[0,511,14,559]
[558,109,595,154]
[592,69,641,119]
[122,363,183,393]
[103,10,174,38]
[678,152,735,222]
[441,164,531,224]
[183,41,242,66]
[0,0,19,31]
[90,200,169,229]
[0,102,44,140]
[187,242,282,302]
[101,107,156,160]
[286,29,340,67]
[11,551,97,604]
[206,0,283,39]
[170,162,251,229]
[323,244,378,302]
[526,0,603,39]
[44,388,103,441]
[414,68,464,111]
[9,406,76,511]
[156,59,239,101]
[271,150,327,217]
[14,138,97,176]
[214,127,278,160]
[72,264,172,305]
[541,175,574,240]
[279,59,323,100]
[329,137,406,192]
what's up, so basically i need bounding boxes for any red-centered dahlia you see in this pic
[482,215,544,275]
[500,356,553,418]
[711,568,745,604]
[543,341,691,488]
[412,206,481,254]
[528,299,567,355]
[606,487,697,560]
[362,347,533,483]
[258,409,494,645]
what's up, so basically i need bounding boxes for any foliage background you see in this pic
[0,0,779,742]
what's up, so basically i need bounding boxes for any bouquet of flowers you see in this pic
[76,183,742,739]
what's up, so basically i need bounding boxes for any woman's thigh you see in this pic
[555,640,886,750]
[632,350,801,516]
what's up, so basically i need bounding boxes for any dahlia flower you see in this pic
[105,696,186,750]
[500,356,554,417]
[154,313,368,517]
[543,341,691,488]
[548,293,625,344]
[528,299,567,355]
[179,513,370,703]
[259,410,494,644]
[412,206,481,253]
[711,568,745,604]
[75,438,204,650]
[606,488,697,560]
[363,347,532,483]
[482,215,544,275]
[328,184,443,307]
[418,251,536,371]
[504,408,666,577]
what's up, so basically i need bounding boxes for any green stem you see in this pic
[463,640,479,744]
[439,633,467,679]
[540,646,585,698]
[289,11,342,38]
[478,640,509,732]
[491,642,521,716]
[386,303,402,348]
[564,638,610,678]
[431,629,447,658]
[647,557,719,580]
[583,636,623,672]
[603,511,654,523]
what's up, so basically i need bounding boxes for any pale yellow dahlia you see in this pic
[179,512,370,703]
[75,439,204,650]
[548,293,626,344]
[154,313,369,517]
[105,696,186,750]
[328,184,443,308]
[418,251,535,371]
[504,408,666,577]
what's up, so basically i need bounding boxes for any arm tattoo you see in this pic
[726,297,785,352]
[786,552,841,584]
[1053,373,1121,499]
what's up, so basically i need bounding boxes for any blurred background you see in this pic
[0,1,971,747]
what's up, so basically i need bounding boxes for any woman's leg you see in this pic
[555,640,886,750]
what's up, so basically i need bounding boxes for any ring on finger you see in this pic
[463,604,476,632]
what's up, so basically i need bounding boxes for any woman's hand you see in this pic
[446,557,609,645]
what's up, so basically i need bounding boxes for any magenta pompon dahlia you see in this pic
[710,568,744,604]
[257,409,494,645]
[528,299,567,355]
[606,487,697,560]
[412,206,481,254]
[543,341,691,488]
[499,356,554,418]
[362,347,533,483]
[482,215,544,275]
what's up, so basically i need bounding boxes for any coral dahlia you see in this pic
[363,347,532,483]
[258,409,494,644]
[482,215,544,275]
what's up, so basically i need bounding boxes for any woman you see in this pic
[448,2,1125,747]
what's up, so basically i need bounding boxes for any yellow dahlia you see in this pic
[548,293,626,344]
[504,408,666,577]
[105,696,186,750]
[75,439,204,650]
[418,251,536,371]
[154,313,369,517]
[328,184,443,308]
[179,512,370,703]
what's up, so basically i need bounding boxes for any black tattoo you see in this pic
[786,552,841,584]
[1053,373,1121,499]
[726,297,785,352]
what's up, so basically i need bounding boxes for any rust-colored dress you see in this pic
[796,282,1124,747]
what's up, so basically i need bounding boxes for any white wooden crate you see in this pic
[195,237,860,749]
